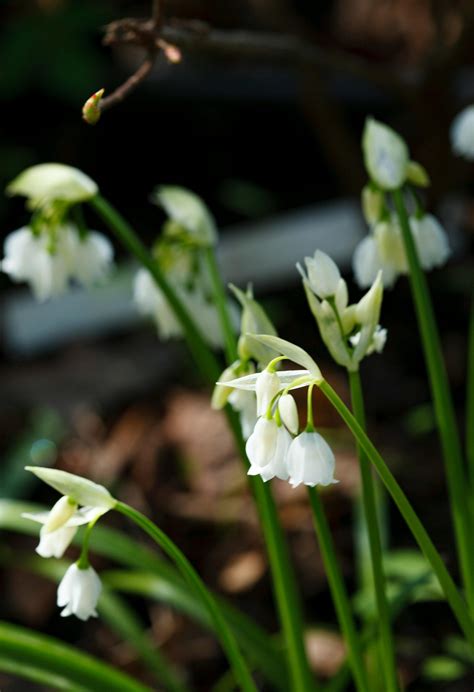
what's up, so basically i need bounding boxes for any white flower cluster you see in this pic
[2,224,113,301]
[1,164,113,301]
[300,250,386,371]
[133,186,225,348]
[353,213,450,289]
[134,268,224,347]
[220,368,337,487]
[24,467,115,621]
[354,118,450,288]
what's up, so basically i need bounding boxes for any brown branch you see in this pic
[100,54,156,113]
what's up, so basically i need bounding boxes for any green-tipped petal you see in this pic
[25,467,116,510]
[7,164,98,206]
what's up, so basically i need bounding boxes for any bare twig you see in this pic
[100,55,156,113]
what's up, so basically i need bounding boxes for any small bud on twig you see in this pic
[82,88,105,126]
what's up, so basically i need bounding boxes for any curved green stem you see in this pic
[393,189,473,610]
[89,194,220,382]
[319,379,474,646]
[203,246,238,364]
[307,487,369,692]
[115,501,257,692]
[349,371,398,691]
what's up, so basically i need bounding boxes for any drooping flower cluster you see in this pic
[1,164,113,301]
[133,186,226,348]
[353,119,450,288]
[299,250,386,371]
[220,363,337,488]
[23,467,116,621]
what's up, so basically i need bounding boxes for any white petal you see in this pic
[221,369,311,392]
[246,418,279,468]
[278,394,299,436]
[451,105,474,160]
[36,525,77,558]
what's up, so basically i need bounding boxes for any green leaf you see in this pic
[0,500,287,690]
[245,334,323,381]
[0,620,150,691]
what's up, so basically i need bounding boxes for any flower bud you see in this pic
[82,88,104,126]
[278,394,299,435]
[43,495,77,533]
[406,160,430,187]
[230,284,277,366]
[451,105,474,161]
[362,118,409,190]
[361,184,384,225]
[304,250,341,299]
[212,361,241,410]
[355,271,383,326]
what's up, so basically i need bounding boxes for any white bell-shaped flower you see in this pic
[1,226,76,301]
[304,250,341,299]
[245,417,279,468]
[71,232,114,285]
[57,563,102,620]
[410,214,450,270]
[352,235,397,289]
[451,105,474,160]
[154,186,217,247]
[247,424,292,481]
[255,369,281,417]
[287,431,338,488]
[278,394,299,435]
[23,504,107,559]
[1,225,113,301]
[133,268,182,339]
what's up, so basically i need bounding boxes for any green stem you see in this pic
[307,487,369,692]
[89,194,220,383]
[467,289,474,490]
[226,408,317,691]
[319,379,474,646]
[203,246,238,364]
[349,371,398,691]
[393,188,474,609]
[115,501,257,692]
[90,194,313,690]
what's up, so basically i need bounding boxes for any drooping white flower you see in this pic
[451,105,474,160]
[304,250,341,299]
[133,268,182,339]
[247,424,292,481]
[350,324,387,356]
[255,369,281,417]
[7,164,98,208]
[245,417,279,468]
[71,232,114,285]
[133,268,224,348]
[362,118,409,190]
[410,214,450,270]
[278,394,299,435]
[353,213,449,289]
[1,225,113,301]
[23,504,108,559]
[2,226,76,301]
[154,186,217,247]
[287,431,338,488]
[57,563,102,620]
[228,388,258,439]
